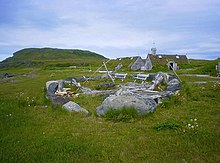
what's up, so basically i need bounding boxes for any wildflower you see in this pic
[194,118,197,121]
[196,124,199,127]
[9,114,12,116]
[190,119,193,122]
[191,125,194,129]
[188,124,191,127]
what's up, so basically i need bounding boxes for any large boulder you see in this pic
[63,101,89,114]
[46,80,64,91]
[46,82,59,98]
[166,79,181,92]
[46,80,65,98]
[96,95,157,116]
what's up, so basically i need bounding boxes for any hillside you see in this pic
[0,48,107,68]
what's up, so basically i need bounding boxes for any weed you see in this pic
[180,81,192,97]
[160,95,183,109]
[181,118,199,133]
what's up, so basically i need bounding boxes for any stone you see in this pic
[46,80,65,99]
[114,63,123,71]
[96,95,157,116]
[94,76,102,80]
[51,96,70,107]
[166,79,181,92]
[101,73,109,79]
[66,77,76,82]
[0,73,18,78]
[46,80,64,91]
[46,82,59,98]
[98,82,115,90]
[63,101,89,114]
[75,76,88,82]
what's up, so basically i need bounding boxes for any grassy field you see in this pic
[0,63,220,162]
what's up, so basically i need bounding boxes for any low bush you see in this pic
[153,121,180,131]
[104,107,138,122]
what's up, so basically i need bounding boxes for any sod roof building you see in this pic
[144,54,189,70]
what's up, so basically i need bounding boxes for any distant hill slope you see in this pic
[0,48,107,68]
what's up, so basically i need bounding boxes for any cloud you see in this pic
[0,21,187,50]
[0,0,220,61]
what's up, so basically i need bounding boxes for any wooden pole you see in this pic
[103,61,115,83]
[84,59,111,84]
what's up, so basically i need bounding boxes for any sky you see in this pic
[0,0,220,61]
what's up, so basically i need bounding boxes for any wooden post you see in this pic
[84,59,111,84]
[103,61,115,83]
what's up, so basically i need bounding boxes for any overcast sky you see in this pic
[0,0,220,61]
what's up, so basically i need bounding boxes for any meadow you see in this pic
[0,61,220,162]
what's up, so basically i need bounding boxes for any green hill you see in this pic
[0,48,107,68]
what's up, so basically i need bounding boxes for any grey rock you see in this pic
[66,77,76,82]
[51,96,70,107]
[114,63,123,71]
[166,79,181,92]
[63,101,89,114]
[101,73,109,79]
[75,76,88,82]
[98,82,115,90]
[166,73,177,82]
[46,82,59,98]
[80,87,93,94]
[46,80,64,91]
[94,76,102,80]
[46,80,65,98]
[96,95,157,116]
[0,73,18,78]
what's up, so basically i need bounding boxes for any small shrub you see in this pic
[104,107,138,122]
[160,98,171,109]
[153,121,180,131]
[181,81,192,97]
[160,95,182,109]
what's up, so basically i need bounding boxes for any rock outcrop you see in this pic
[96,95,157,116]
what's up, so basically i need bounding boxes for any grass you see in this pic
[0,64,220,162]
[104,107,138,122]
